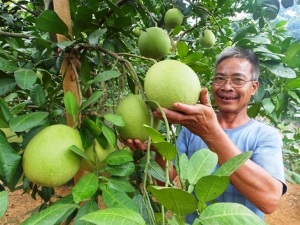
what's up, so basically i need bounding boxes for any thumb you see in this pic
[199,88,211,107]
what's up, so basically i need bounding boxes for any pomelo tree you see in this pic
[0,0,300,224]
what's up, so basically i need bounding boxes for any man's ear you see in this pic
[251,81,259,95]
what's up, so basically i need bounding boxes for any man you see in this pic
[125,46,287,222]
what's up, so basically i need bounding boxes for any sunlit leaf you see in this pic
[215,151,253,176]
[0,190,8,219]
[105,150,133,165]
[64,91,79,123]
[199,203,267,225]
[187,149,218,185]
[21,204,79,225]
[36,10,69,36]
[14,69,37,90]
[195,175,230,203]
[81,91,102,110]
[80,208,145,225]
[9,112,49,132]
[147,186,198,215]
[72,173,99,204]
[102,188,139,212]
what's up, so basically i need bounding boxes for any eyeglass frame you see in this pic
[212,75,257,88]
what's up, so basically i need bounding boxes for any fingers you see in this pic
[199,88,211,107]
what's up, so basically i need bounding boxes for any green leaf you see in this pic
[107,177,135,193]
[14,69,37,90]
[195,175,230,203]
[147,160,166,182]
[36,10,69,36]
[72,173,99,204]
[262,98,275,114]
[92,70,121,83]
[0,79,17,96]
[30,84,46,107]
[9,112,49,132]
[104,114,125,127]
[0,133,22,191]
[83,119,102,136]
[64,91,79,123]
[147,186,198,215]
[73,199,99,224]
[152,141,177,161]
[176,153,188,184]
[103,0,125,17]
[80,208,146,225]
[0,99,13,122]
[81,91,102,110]
[88,29,107,45]
[187,149,218,185]
[105,150,133,165]
[215,151,253,176]
[291,172,300,185]
[69,145,88,160]
[0,190,8,219]
[143,124,165,143]
[102,124,116,147]
[177,41,189,58]
[262,61,296,78]
[105,162,135,176]
[20,204,79,225]
[0,57,19,72]
[102,188,139,212]
[199,202,267,225]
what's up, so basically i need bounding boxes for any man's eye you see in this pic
[233,78,245,83]
[215,77,225,81]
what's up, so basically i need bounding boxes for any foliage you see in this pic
[0,0,300,224]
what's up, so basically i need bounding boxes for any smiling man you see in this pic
[154,46,287,223]
[125,46,287,223]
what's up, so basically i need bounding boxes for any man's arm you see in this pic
[153,88,284,214]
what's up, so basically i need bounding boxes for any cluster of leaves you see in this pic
[0,0,300,224]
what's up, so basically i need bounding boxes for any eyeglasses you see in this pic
[212,76,255,88]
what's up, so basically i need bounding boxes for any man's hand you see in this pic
[153,88,220,138]
[118,136,148,151]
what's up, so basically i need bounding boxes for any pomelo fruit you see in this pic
[116,94,159,142]
[81,139,116,172]
[144,60,201,110]
[164,8,184,29]
[199,29,216,48]
[138,27,171,59]
[22,124,84,187]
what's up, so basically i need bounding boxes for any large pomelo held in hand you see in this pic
[22,124,84,187]
[138,27,171,59]
[116,95,158,142]
[144,60,201,110]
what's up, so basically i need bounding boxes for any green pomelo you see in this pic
[144,60,201,110]
[116,95,159,142]
[81,139,116,172]
[164,8,184,29]
[199,29,216,48]
[138,27,171,59]
[22,124,84,187]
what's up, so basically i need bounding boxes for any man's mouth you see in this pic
[219,96,238,100]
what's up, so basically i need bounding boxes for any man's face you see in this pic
[212,57,259,114]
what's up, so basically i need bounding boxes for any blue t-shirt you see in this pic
[176,119,286,223]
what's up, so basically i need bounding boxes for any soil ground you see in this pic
[2,182,300,224]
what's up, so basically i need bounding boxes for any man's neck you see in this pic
[217,112,251,129]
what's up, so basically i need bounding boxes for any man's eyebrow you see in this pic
[214,72,247,77]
